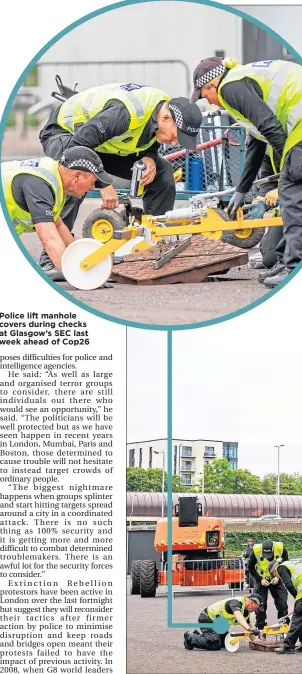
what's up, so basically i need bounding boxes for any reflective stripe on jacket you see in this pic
[2,157,64,235]
[57,83,171,156]
[206,596,247,626]
[253,542,284,579]
[218,60,302,170]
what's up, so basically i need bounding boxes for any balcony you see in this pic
[180,464,195,472]
[203,453,216,459]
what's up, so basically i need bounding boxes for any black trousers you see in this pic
[258,153,283,268]
[275,142,302,269]
[284,599,302,648]
[42,133,176,231]
[197,611,227,647]
[254,582,288,629]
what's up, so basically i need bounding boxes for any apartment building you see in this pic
[127,438,238,486]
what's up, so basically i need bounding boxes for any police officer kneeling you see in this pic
[184,593,262,650]
[248,539,289,629]
[2,147,112,281]
[269,559,302,654]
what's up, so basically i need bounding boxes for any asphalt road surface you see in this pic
[127,589,300,674]
[20,199,269,326]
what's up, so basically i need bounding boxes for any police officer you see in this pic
[191,57,302,288]
[248,539,289,629]
[39,83,202,279]
[2,146,112,277]
[269,559,302,654]
[247,148,282,271]
[184,593,262,650]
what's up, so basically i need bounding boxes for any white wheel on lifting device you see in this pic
[225,633,240,653]
[61,239,112,290]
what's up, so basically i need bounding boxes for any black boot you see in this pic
[263,267,293,288]
[184,632,194,650]
[257,260,285,283]
[275,645,296,654]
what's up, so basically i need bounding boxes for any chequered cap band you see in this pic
[169,104,183,129]
[195,64,226,89]
[62,157,100,173]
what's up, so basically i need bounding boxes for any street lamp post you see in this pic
[154,450,165,570]
[274,444,284,517]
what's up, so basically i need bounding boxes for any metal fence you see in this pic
[161,556,246,595]
[224,520,302,533]
[34,60,191,100]
[85,125,247,201]
[160,125,246,196]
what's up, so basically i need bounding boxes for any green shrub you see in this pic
[225,531,302,557]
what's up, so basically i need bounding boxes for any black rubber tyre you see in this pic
[216,208,266,249]
[82,208,125,242]
[140,560,157,598]
[130,561,141,595]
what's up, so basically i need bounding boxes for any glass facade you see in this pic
[129,449,135,467]
[223,442,238,469]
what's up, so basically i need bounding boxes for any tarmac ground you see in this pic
[127,588,300,674]
[19,199,269,326]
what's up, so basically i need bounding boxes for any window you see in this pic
[204,446,215,457]
[23,65,39,87]
[229,446,238,458]
[182,474,192,486]
[181,446,192,457]
[181,461,193,471]
[129,449,135,468]
[139,448,142,468]
[230,460,238,470]
[174,446,177,474]
[149,447,152,468]
[204,460,209,465]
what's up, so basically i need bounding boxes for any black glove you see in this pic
[227,191,246,219]
[249,628,261,636]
